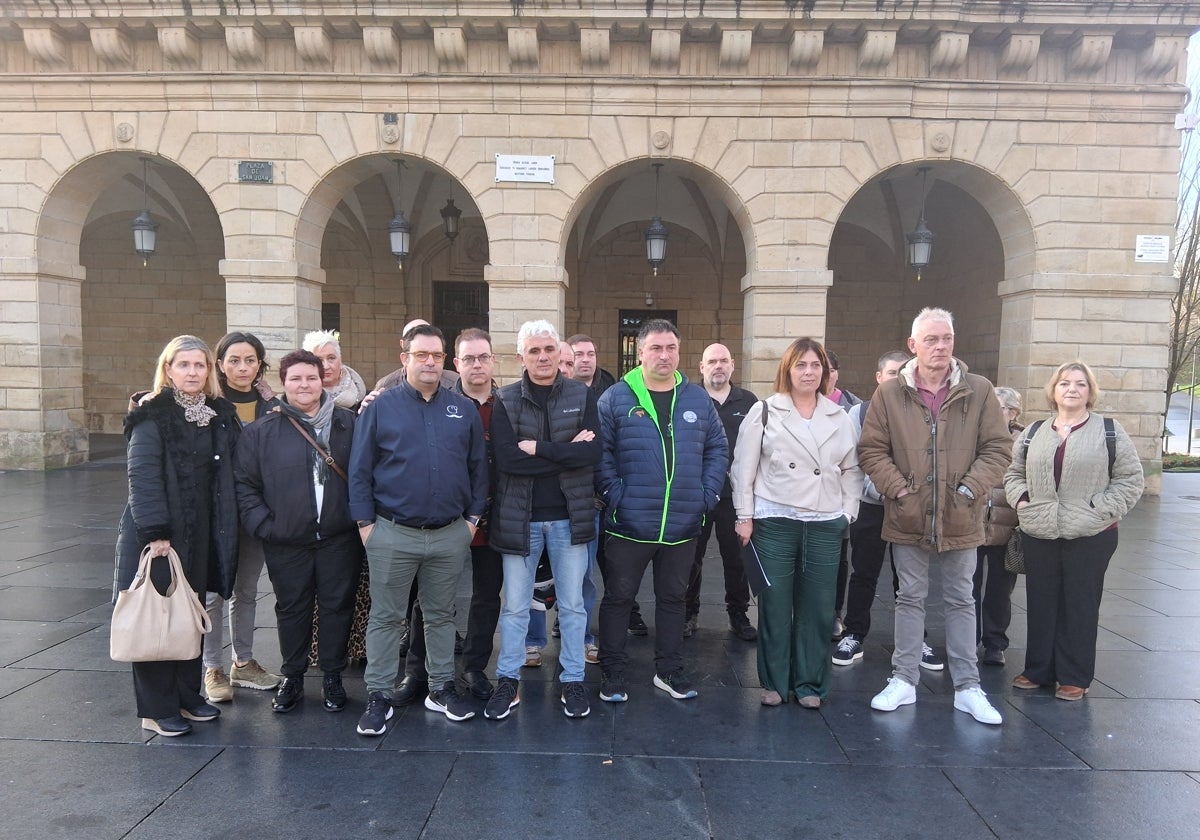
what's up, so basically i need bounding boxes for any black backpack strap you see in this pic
[1020,419,1046,456]
[857,398,870,431]
[1103,416,1116,478]
[760,399,768,428]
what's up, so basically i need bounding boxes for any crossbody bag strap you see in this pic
[1103,416,1116,478]
[286,415,349,483]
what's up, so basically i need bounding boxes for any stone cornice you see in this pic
[0,4,1194,85]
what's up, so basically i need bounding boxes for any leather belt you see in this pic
[376,509,456,530]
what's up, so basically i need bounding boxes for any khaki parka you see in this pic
[858,358,1011,552]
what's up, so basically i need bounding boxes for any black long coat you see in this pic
[113,390,241,602]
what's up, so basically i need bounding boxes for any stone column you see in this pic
[220,260,324,388]
[740,268,834,395]
[484,263,567,385]
[0,259,87,469]
[998,272,1172,494]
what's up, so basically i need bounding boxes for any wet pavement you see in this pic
[2,447,1200,839]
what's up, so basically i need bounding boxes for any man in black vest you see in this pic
[684,342,758,642]
[486,320,602,721]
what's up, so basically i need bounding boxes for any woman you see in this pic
[201,332,282,703]
[731,338,863,709]
[303,329,366,410]
[973,386,1024,667]
[234,350,361,714]
[1005,362,1143,701]
[114,335,240,736]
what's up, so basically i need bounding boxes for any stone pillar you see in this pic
[484,263,567,385]
[740,268,833,395]
[998,272,1172,494]
[220,260,324,389]
[0,260,87,469]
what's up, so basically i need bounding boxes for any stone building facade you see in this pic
[1,2,1197,493]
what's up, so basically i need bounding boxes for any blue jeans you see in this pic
[526,515,599,647]
[500,520,589,682]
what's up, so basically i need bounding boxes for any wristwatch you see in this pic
[466,515,481,526]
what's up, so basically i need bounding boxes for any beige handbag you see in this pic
[110,545,212,662]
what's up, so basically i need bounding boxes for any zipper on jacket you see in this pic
[656,387,679,541]
[929,418,938,547]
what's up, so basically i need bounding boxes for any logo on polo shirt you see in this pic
[445,404,463,419]
[682,410,698,423]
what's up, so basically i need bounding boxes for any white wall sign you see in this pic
[1134,234,1171,263]
[495,154,555,184]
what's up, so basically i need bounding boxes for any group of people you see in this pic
[113,304,1144,737]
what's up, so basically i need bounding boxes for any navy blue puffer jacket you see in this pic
[596,369,728,544]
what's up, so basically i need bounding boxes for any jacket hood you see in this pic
[899,357,966,391]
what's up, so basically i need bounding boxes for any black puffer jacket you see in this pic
[113,390,240,601]
[233,407,357,545]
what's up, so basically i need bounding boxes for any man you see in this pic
[595,319,727,703]
[567,333,645,638]
[683,343,757,642]
[233,350,360,714]
[834,350,910,665]
[858,308,1011,725]
[375,318,460,392]
[485,321,601,720]
[451,329,503,702]
[557,341,575,377]
[349,324,488,734]
[568,334,617,397]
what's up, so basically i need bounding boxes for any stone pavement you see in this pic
[2,449,1200,839]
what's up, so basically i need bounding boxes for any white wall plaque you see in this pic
[496,154,555,184]
[1134,234,1171,263]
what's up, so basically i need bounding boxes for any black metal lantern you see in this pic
[131,157,158,267]
[440,197,462,242]
[645,163,668,276]
[388,159,411,270]
[906,167,935,282]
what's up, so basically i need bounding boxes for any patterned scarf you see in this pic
[172,389,217,427]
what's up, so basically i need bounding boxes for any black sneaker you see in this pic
[484,676,520,720]
[730,612,757,642]
[551,616,561,639]
[832,634,864,666]
[600,672,628,703]
[272,676,304,713]
[426,681,475,721]
[627,610,648,636]
[356,691,394,736]
[561,681,590,718]
[322,673,347,712]
[180,701,221,721]
[653,671,698,700]
[920,643,945,672]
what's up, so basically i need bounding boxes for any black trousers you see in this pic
[263,530,362,678]
[685,494,750,619]
[844,502,891,639]
[460,543,504,673]
[598,536,695,677]
[973,544,1017,651]
[834,536,850,614]
[132,554,206,719]
[1021,529,1117,688]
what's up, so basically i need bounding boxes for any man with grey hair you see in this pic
[303,329,366,410]
[859,308,1011,725]
[485,320,601,720]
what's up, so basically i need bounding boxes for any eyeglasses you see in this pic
[408,351,447,363]
[458,353,494,366]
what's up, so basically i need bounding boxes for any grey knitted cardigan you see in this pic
[1004,413,1144,540]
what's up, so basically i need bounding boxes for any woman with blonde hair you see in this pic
[1005,362,1143,701]
[114,335,241,736]
[730,338,862,708]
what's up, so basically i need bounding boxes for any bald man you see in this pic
[684,343,758,642]
[375,318,461,392]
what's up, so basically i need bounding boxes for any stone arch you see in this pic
[560,157,756,378]
[826,159,1035,398]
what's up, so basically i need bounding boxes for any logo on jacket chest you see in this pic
[682,410,698,423]
[445,404,463,419]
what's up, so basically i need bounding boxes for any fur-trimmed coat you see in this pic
[113,390,241,602]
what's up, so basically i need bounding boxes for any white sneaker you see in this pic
[954,686,1003,725]
[870,677,917,711]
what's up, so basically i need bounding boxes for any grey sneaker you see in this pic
[204,667,233,703]
[230,659,282,690]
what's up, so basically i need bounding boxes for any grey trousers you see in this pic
[891,544,980,690]
[363,517,470,694]
[202,528,267,669]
